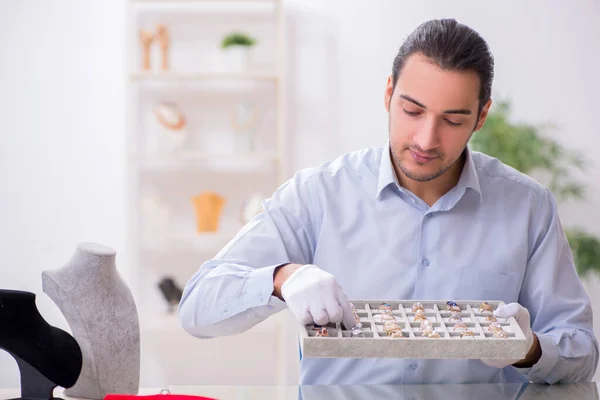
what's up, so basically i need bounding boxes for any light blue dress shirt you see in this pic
[178,143,598,384]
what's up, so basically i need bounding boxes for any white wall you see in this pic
[0,0,127,386]
[1,0,599,388]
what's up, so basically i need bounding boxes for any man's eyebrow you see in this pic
[399,94,472,115]
[399,94,426,109]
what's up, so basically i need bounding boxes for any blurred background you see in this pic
[0,0,599,388]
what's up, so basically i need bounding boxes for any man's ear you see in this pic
[384,75,394,113]
[474,98,493,132]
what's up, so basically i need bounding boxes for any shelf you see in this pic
[130,0,277,14]
[141,228,239,254]
[131,71,280,82]
[130,151,279,171]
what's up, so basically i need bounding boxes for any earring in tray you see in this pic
[411,302,424,312]
[449,311,462,322]
[446,301,461,312]
[479,302,494,313]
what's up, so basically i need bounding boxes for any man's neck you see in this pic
[395,152,466,207]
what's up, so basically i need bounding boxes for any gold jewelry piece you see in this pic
[453,322,468,331]
[485,314,497,322]
[379,302,393,313]
[492,330,508,338]
[411,302,424,312]
[390,330,405,338]
[420,320,433,330]
[487,322,503,332]
[460,330,475,337]
[449,311,462,323]
[315,327,329,337]
[414,310,427,321]
[423,330,440,338]
[383,320,400,334]
[381,313,396,322]
[479,302,494,313]
[446,301,461,312]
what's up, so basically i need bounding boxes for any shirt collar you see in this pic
[376,142,482,203]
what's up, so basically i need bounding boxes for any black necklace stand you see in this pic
[0,289,83,400]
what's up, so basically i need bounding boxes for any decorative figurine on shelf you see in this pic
[158,277,183,314]
[192,191,226,233]
[152,102,188,152]
[138,24,170,71]
[240,192,264,224]
[229,100,258,153]
[139,29,154,71]
[156,24,169,71]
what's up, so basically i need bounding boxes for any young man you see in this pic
[178,19,598,384]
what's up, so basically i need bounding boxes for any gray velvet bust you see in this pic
[42,242,140,399]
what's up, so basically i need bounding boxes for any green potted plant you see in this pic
[469,100,600,278]
[220,32,257,72]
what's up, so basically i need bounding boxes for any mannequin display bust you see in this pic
[0,289,82,400]
[42,243,140,399]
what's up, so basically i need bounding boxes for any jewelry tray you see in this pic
[299,300,528,359]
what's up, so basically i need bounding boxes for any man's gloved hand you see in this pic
[482,302,536,368]
[280,264,356,329]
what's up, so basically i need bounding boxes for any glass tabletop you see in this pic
[3,383,596,400]
[168,382,599,400]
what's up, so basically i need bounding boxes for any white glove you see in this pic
[482,302,535,368]
[280,264,356,329]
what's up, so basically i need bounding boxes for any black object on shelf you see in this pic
[0,289,83,400]
[158,277,183,313]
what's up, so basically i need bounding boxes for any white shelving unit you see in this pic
[126,0,294,386]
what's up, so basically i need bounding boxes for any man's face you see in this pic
[384,53,491,182]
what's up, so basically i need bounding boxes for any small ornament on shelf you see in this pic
[157,277,183,314]
[220,31,257,73]
[229,100,258,153]
[191,191,226,233]
[152,102,188,152]
[140,196,171,230]
[240,192,265,225]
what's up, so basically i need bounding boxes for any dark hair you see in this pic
[391,19,494,112]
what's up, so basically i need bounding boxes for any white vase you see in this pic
[222,46,250,73]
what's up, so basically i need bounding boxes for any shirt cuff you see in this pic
[514,332,559,383]
[245,263,288,307]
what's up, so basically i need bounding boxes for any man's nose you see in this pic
[413,118,439,151]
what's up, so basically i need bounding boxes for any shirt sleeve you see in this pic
[178,169,321,338]
[514,188,599,383]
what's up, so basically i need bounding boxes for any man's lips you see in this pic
[409,150,438,163]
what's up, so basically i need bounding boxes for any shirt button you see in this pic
[422,258,430,267]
